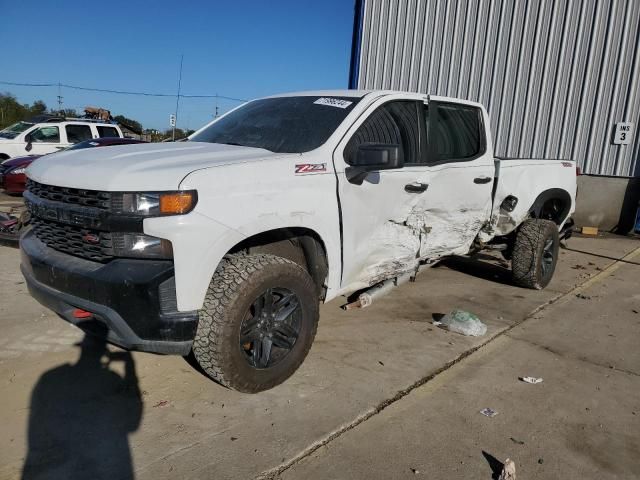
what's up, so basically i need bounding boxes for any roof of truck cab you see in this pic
[265,89,374,99]
[263,89,443,100]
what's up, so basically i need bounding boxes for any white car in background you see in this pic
[0,119,123,160]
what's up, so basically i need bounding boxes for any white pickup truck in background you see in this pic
[21,90,577,392]
[0,119,124,159]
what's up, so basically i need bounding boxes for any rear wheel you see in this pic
[511,219,559,289]
[192,254,319,393]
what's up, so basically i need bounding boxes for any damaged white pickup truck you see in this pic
[21,90,577,392]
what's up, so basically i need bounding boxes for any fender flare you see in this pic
[529,188,572,224]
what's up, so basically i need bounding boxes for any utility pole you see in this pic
[172,55,184,141]
[57,82,63,113]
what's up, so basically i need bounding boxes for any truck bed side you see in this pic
[481,158,577,240]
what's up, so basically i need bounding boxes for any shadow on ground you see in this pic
[21,326,142,480]
[439,254,513,286]
[481,450,504,480]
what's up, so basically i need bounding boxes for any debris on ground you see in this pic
[581,226,599,235]
[571,264,586,270]
[498,458,516,480]
[410,467,419,474]
[434,309,487,336]
[153,400,170,408]
[510,437,525,445]
[576,293,591,300]
[520,376,543,384]
[480,407,498,418]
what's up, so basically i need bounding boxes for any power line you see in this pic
[0,80,247,102]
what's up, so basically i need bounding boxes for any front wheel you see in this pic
[511,219,560,289]
[192,254,319,393]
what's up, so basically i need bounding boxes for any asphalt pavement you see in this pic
[0,231,638,479]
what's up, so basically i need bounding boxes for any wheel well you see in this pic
[228,228,329,299]
[529,188,572,225]
[0,154,9,161]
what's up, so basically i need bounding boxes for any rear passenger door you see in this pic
[416,99,495,258]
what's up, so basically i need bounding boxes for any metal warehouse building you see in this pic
[348,0,640,178]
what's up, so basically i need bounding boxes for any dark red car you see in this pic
[0,137,147,195]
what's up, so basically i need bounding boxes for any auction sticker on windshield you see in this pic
[314,98,353,109]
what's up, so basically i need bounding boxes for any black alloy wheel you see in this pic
[239,287,301,369]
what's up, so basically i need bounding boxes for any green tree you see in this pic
[29,100,47,116]
[114,115,143,133]
[0,93,49,128]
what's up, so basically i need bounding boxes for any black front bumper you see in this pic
[20,229,198,355]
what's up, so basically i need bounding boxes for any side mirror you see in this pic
[24,133,33,152]
[346,143,404,185]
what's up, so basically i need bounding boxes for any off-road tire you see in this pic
[192,254,319,393]
[512,218,560,289]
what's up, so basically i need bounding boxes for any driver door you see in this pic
[27,126,64,155]
[334,95,431,292]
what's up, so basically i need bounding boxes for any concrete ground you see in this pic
[0,229,638,480]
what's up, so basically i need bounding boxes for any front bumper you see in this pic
[20,229,198,355]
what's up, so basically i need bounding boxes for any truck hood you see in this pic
[26,142,291,191]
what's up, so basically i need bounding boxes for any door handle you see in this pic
[404,182,429,193]
[473,176,492,184]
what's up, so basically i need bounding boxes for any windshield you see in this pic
[190,96,360,153]
[0,121,34,139]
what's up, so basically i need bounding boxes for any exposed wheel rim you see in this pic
[238,287,301,369]
[541,237,555,279]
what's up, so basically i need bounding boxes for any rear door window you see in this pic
[97,126,120,138]
[426,102,484,163]
[65,125,93,144]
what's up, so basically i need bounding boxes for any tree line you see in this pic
[0,92,197,141]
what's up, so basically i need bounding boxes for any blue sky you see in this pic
[0,0,355,130]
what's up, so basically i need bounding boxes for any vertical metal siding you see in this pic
[355,0,640,176]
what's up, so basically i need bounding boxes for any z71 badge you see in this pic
[295,163,327,174]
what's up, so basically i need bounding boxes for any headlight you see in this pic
[118,190,197,216]
[9,167,26,175]
[112,233,173,259]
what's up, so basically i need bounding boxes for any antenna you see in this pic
[172,55,184,141]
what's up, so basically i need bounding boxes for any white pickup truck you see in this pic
[21,90,577,392]
[0,119,123,160]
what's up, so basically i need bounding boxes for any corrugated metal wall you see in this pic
[353,0,640,176]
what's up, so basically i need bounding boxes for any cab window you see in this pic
[344,101,422,165]
[30,126,60,143]
[426,102,484,163]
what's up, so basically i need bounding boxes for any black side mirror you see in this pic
[346,143,404,185]
[24,133,33,152]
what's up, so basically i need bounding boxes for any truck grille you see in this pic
[26,179,112,210]
[30,217,115,263]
